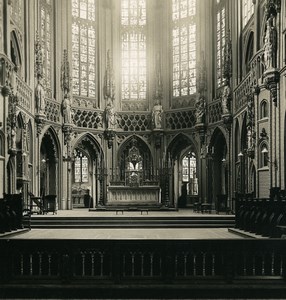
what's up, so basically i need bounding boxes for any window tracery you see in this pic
[242,0,254,28]
[121,0,147,101]
[172,0,196,98]
[182,151,198,195]
[40,0,53,91]
[74,150,89,183]
[72,0,97,98]
[216,1,226,88]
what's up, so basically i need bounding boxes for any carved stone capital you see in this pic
[62,124,74,145]
[104,129,115,149]
[35,114,46,136]
[264,69,280,104]
[222,113,233,132]
[152,130,163,148]
[1,85,11,97]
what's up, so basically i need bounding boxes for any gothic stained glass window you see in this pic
[74,152,89,183]
[216,2,225,88]
[72,0,96,98]
[121,0,147,101]
[40,0,52,90]
[182,152,198,195]
[242,0,254,28]
[172,0,196,98]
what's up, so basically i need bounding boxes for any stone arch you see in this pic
[166,133,199,208]
[72,133,104,208]
[167,133,198,160]
[117,135,153,184]
[244,30,254,74]
[40,127,61,203]
[209,127,229,210]
[10,30,22,72]
[73,133,104,162]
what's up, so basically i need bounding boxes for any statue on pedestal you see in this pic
[152,100,163,129]
[105,100,117,129]
[222,85,231,115]
[195,95,206,124]
[263,14,277,70]
[35,74,46,114]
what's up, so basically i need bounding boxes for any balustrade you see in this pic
[0,239,285,287]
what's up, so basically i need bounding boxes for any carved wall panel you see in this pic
[165,110,195,130]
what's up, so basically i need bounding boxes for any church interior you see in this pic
[1,0,286,298]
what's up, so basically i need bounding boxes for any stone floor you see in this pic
[9,228,240,239]
[32,208,234,218]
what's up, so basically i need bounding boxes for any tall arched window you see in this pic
[121,0,147,101]
[40,0,53,91]
[216,0,226,88]
[172,0,196,97]
[260,100,268,119]
[182,152,198,195]
[72,0,97,98]
[260,143,269,168]
[242,0,254,28]
[74,150,89,183]
[245,32,254,74]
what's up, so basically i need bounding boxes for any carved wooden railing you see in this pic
[0,239,285,297]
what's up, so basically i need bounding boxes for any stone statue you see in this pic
[195,95,206,124]
[62,95,72,124]
[152,100,163,129]
[263,14,277,70]
[10,127,16,150]
[35,74,46,114]
[222,85,231,115]
[105,101,117,129]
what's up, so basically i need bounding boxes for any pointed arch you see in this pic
[72,133,104,208]
[73,133,104,161]
[167,133,198,160]
[244,30,254,74]
[117,135,153,183]
[10,30,22,71]
[41,126,61,161]
[40,126,61,201]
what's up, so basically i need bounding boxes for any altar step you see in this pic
[30,215,235,229]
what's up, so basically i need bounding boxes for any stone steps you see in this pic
[31,215,235,228]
